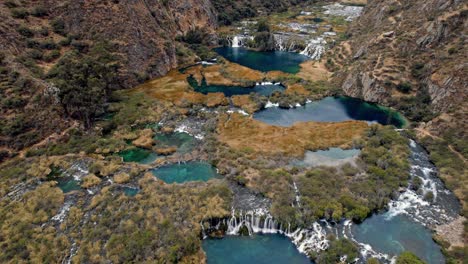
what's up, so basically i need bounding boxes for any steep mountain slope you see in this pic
[0,0,217,157]
[335,0,466,119]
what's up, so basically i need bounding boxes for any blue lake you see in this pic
[203,234,312,264]
[352,214,444,264]
[214,47,309,74]
[254,96,406,128]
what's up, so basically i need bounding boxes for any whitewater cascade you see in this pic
[385,139,460,227]
[228,33,327,60]
[203,209,329,255]
[231,35,253,48]
[300,37,327,60]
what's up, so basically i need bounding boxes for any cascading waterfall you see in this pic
[204,209,329,256]
[385,139,460,227]
[300,37,327,60]
[227,33,328,60]
[230,35,253,48]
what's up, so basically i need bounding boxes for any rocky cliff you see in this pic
[335,0,467,118]
[44,0,218,86]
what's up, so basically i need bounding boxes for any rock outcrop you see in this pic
[335,0,467,114]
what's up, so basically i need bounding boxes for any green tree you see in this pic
[257,19,271,32]
[396,251,425,264]
[48,42,120,128]
[317,238,359,264]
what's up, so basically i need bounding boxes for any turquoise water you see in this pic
[203,234,311,264]
[352,214,444,264]
[293,147,361,167]
[151,162,219,183]
[254,96,406,128]
[313,148,360,159]
[118,148,158,164]
[123,187,139,197]
[154,132,196,153]
[188,76,285,97]
[214,47,309,74]
[57,178,81,193]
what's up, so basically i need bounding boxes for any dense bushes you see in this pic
[315,238,359,264]
[47,41,120,128]
[212,0,309,25]
[391,88,434,122]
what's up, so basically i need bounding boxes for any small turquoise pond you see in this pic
[203,234,311,264]
[254,96,406,128]
[57,178,80,193]
[188,76,285,97]
[294,148,361,167]
[312,148,360,159]
[123,187,139,197]
[154,132,196,153]
[118,148,158,164]
[152,162,220,183]
[214,47,309,74]
[352,214,444,264]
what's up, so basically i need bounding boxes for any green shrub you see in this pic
[17,26,34,37]
[58,37,72,46]
[38,27,49,37]
[257,19,270,32]
[39,40,58,50]
[26,39,40,48]
[71,40,88,52]
[50,19,66,35]
[11,8,29,19]
[317,239,359,263]
[447,47,456,55]
[396,82,411,93]
[27,49,43,60]
[411,62,426,78]
[43,50,61,62]
[396,251,425,264]
[4,0,19,8]
[31,6,48,17]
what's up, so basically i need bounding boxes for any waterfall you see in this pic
[230,35,253,48]
[204,209,329,256]
[293,181,301,207]
[232,36,240,48]
[300,37,327,60]
[384,139,460,227]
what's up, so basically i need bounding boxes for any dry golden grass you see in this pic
[297,60,332,81]
[266,71,289,80]
[285,84,309,95]
[220,61,264,83]
[202,64,240,86]
[132,70,191,101]
[131,70,228,107]
[231,95,260,113]
[217,114,368,156]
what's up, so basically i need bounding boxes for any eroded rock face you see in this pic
[48,0,217,87]
[336,0,467,113]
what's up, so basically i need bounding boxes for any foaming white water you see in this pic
[300,37,327,60]
[210,209,329,256]
[343,220,393,262]
[232,36,240,48]
[265,101,279,108]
